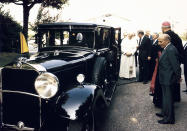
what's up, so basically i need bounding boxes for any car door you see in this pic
[114,28,121,77]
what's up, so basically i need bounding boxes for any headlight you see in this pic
[35,72,59,99]
[77,74,85,84]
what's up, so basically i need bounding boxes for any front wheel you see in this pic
[68,112,95,131]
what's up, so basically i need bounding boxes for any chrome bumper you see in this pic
[2,123,35,131]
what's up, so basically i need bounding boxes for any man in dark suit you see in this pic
[183,42,187,93]
[156,34,181,124]
[150,33,163,107]
[145,30,153,41]
[0,25,5,52]
[137,30,152,84]
[162,21,184,102]
[150,32,160,78]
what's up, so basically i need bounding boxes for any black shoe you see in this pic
[183,90,187,92]
[149,93,154,96]
[156,113,164,117]
[158,119,175,124]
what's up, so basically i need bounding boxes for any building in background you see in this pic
[81,13,138,37]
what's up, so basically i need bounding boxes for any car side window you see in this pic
[68,32,94,48]
[96,28,111,49]
[40,31,50,48]
[40,30,70,48]
[62,31,69,45]
[39,30,94,48]
[115,29,121,45]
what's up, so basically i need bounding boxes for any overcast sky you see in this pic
[3,0,187,33]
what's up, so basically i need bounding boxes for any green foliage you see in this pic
[0,0,68,9]
[0,0,68,40]
[30,6,61,33]
[0,4,22,52]
[181,32,187,41]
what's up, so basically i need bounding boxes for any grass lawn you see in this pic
[0,52,21,67]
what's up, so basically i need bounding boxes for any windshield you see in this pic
[38,30,94,48]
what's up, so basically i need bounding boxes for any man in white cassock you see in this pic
[119,33,138,79]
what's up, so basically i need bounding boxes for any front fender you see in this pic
[56,84,100,120]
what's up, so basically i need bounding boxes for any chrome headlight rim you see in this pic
[34,72,59,99]
[76,74,85,84]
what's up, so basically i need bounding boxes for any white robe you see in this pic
[119,38,138,78]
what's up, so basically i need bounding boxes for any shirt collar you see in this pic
[184,43,187,49]
[141,35,145,40]
[164,43,171,50]
[153,39,158,44]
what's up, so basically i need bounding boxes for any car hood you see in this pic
[27,47,95,71]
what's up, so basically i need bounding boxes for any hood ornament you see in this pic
[54,50,60,56]
[17,121,25,129]
[16,57,27,68]
[16,61,22,68]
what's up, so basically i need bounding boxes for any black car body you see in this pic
[0,22,121,131]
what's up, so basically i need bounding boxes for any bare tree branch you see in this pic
[28,0,37,10]
[13,1,23,5]
[0,0,68,40]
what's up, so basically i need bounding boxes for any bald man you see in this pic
[162,21,184,102]
[156,34,181,124]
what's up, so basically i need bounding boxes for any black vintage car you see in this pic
[0,22,121,131]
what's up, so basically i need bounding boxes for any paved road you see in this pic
[98,77,187,131]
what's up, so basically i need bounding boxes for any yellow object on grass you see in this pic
[20,32,29,53]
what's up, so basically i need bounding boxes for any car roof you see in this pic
[38,22,112,29]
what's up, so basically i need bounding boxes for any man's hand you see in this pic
[126,53,132,57]
[148,56,151,60]
[179,78,182,83]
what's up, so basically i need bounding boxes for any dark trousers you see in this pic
[153,74,162,107]
[138,56,149,82]
[135,52,138,67]
[149,59,156,80]
[173,83,181,102]
[161,85,175,121]
[184,64,187,90]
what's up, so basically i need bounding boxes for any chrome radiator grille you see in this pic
[1,68,41,129]
[2,93,41,129]
[2,68,39,93]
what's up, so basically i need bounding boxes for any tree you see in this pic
[0,4,22,52]
[30,5,61,33]
[0,0,68,41]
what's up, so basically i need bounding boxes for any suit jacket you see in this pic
[159,44,181,86]
[138,36,152,60]
[151,40,162,61]
[165,30,184,64]
[183,43,187,75]
[184,43,187,64]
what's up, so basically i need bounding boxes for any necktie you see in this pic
[184,43,187,50]
[139,38,142,46]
